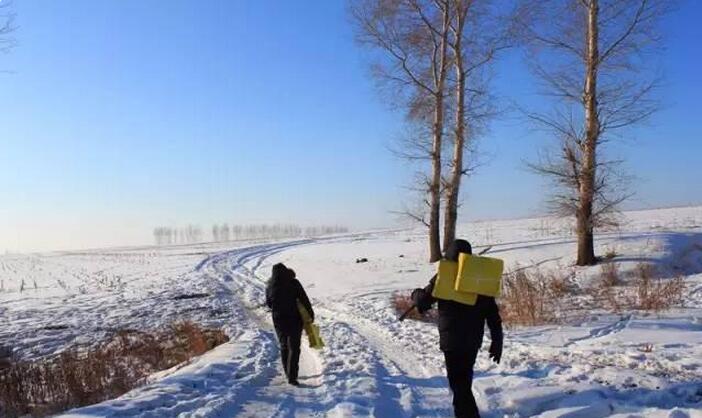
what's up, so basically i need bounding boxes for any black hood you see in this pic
[271,263,289,281]
[444,239,472,261]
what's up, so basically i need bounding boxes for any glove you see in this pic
[410,288,423,307]
[489,340,503,364]
[411,288,431,314]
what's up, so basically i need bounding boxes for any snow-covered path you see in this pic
[187,239,451,417]
[60,239,453,417]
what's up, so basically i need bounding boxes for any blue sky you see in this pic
[0,1,700,252]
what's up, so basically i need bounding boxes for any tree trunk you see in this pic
[429,101,443,262]
[577,0,600,266]
[576,203,596,265]
[428,2,451,263]
[443,4,467,252]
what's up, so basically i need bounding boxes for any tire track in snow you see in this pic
[321,309,451,417]
[564,315,632,347]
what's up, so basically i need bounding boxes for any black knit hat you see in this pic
[444,239,472,261]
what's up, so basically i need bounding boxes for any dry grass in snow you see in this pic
[0,321,229,418]
[500,267,575,327]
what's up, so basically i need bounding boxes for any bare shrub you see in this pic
[0,345,144,417]
[603,248,618,260]
[634,263,686,311]
[173,321,209,358]
[547,271,573,299]
[392,292,438,324]
[500,267,573,327]
[590,261,632,312]
[592,262,687,313]
[0,321,229,418]
[600,262,621,287]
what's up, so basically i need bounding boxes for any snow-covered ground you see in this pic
[2,206,702,417]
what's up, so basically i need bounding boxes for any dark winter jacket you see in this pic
[414,240,503,352]
[265,263,314,330]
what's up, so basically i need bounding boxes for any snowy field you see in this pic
[2,206,702,417]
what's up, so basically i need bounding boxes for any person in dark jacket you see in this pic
[411,239,503,418]
[265,263,314,386]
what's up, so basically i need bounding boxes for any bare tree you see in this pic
[523,0,672,265]
[351,0,451,262]
[220,223,230,242]
[442,0,516,249]
[0,4,15,61]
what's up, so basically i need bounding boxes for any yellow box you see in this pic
[455,254,504,297]
[304,322,324,349]
[297,301,324,349]
[431,260,478,306]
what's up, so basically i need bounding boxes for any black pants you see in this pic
[444,347,480,418]
[274,322,303,383]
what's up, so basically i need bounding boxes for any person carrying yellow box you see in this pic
[411,239,503,418]
[265,263,316,387]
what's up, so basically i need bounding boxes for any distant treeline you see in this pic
[153,224,348,245]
